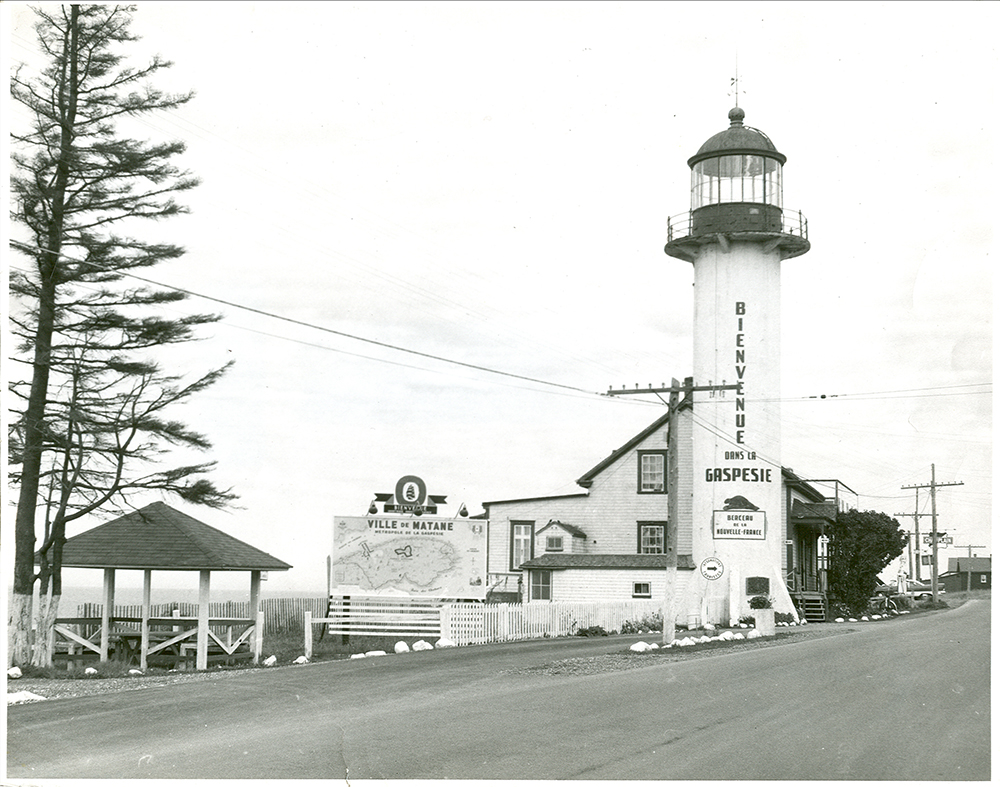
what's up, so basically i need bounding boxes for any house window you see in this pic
[546,536,564,552]
[530,570,551,600]
[638,451,667,493]
[637,522,667,554]
[633,582,652,598]
[511,521,534,570]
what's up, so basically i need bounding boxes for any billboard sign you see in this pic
[713,509,767,540]
[331,515,487,599]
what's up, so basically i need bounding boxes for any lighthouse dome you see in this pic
[688,107,786,167]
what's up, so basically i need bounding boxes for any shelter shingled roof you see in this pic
[53,501,292,572]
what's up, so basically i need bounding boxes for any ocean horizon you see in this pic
[7,585,328,614]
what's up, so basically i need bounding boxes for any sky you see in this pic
[3,1,995,598]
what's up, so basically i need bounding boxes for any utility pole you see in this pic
[894,489,931,581]
[663,378,681,645]
[606,377,739,643]
[902,464,963,604]
[951,544,986,592]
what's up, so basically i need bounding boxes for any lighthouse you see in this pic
[665,106,809,625]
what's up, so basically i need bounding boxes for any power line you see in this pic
[8,241,599,396]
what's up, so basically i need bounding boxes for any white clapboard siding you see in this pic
[549,567,692,604]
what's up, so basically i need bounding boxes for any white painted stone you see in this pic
[412,640,433,651]
[630,641,652,652]
[394,641,410,654]
[84,667,98,675]
[364,650,387,657]
[128,669,143,676]
[7,667,22,679]
[263,655,278,667]
[7,691,46,705]
[435,638,457,649]
[293,655,309,664]
[350,653,366,659]
[835,617,845,623]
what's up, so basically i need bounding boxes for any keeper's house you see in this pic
[483,407,843,622]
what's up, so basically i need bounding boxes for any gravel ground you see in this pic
[508,624,853,676]
[8,621,857,702]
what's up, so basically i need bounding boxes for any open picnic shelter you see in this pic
[52,501,291,670]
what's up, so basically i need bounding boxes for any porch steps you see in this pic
[801,597,827,623]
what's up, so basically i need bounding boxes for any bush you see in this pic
[620,612,663,634]
[575,625,609,637]
[775,612,796,625]
[749,595,773,609]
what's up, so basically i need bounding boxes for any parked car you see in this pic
[874,579,945,599]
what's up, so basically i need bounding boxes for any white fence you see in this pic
[309,597,663,652]
[442,600,663,645]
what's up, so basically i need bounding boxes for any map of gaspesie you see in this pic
[332,515,486,598]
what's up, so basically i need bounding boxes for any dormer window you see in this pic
[546,536,564,552]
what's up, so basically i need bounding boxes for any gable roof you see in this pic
[576,411,672,489]
[790,499,838,523]
[482,492,588,508]
[945,556,991,574]
[536,520,588,538]
[53,502,292,572]
[520,553,696,570]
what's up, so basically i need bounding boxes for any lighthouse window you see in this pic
[638,451,667,493]
[691,155,783,209]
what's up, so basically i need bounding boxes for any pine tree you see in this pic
[9,4,235,667]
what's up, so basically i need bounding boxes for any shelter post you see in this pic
[140,569,152,670]
[197,570,211,670]
[254,605,264,664]
[100,568,116,662]
[250,570,262,659]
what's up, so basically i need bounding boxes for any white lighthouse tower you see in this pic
[665,106,809,625]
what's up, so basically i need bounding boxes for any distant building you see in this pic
[940,556,991,592]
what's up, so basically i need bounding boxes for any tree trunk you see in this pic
[11,5,80,668]
[8,594,34,668]
[32,587,61,669]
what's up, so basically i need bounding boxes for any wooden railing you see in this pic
[54,609,263,670]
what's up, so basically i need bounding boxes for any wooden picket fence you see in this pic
[307,597,663,651]
[78,597,328,637]
[441,600,663,646]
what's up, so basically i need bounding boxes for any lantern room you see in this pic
[665,107,809,261]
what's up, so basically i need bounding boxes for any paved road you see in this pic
[8,600,989,780]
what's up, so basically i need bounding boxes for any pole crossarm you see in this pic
[900,465,963,603]
[606,382,740,397]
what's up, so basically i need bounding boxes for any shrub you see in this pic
[620,612,663,634]
[775,612,796,625]
[749,595,773,609]
[575,625,609,637]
